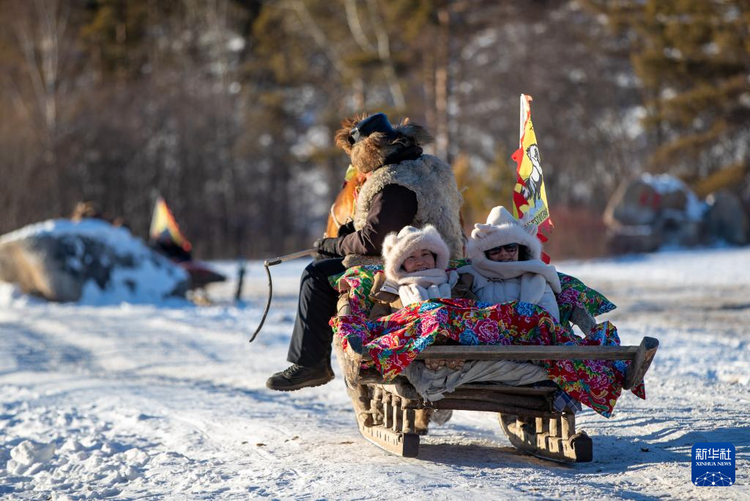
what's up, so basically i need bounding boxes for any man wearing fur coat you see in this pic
[266,112,464,391]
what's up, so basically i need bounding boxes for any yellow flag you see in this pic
[511,95,553,260]
[149,197,192,252]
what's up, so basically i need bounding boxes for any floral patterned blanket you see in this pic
[329,263,645,418]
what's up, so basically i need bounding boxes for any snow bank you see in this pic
[1,397,149,499]
[559,246,750,287]
[0,219,188,305]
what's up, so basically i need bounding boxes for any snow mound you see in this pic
[0,219,188,305]
[1,400,151,499]
[640,173,704,221]
[7,440,56,475]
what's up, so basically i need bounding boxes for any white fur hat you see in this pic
[382,225,450,281]
[466,206,542,263]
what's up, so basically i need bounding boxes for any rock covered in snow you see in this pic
[603,174,704,253]
[0,219,188,303]
[605,174,704,226]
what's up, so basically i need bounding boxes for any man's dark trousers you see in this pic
[286,257,345,366]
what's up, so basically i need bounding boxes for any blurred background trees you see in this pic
[584,0,750,198]
[1,0,748,259]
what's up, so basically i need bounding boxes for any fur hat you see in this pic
[382,225,450,281]
[467,206,542,263]
[335,113,433,173]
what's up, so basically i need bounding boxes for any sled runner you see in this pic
[334,295,658,462]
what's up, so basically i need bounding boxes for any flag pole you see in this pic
[519,94,525,148]
[519,94,532,147]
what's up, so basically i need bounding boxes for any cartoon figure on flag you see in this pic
[511,94,553,262]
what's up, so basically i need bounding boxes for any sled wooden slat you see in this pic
[498,414,593,462]
[416,344,640,361]
[431,399,560,418]
[434,389,551,410]
[430,383,558,396]
[358,421,420,458]
[623,337,659,389]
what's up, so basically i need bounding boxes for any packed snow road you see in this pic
[1,248,748,500]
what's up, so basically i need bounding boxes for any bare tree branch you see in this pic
[344,0,374,52]
[287,0,348,79]
[366,0,405,109]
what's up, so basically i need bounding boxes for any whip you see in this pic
[247,248,316,343]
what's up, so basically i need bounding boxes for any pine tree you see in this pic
[584,0,750,185]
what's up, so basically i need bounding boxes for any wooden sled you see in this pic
[334,298,659,462]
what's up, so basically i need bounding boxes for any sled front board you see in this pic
[356,419,420,458]
[624,337,659,389]
[334,335,421,457]
[498,413,593,463]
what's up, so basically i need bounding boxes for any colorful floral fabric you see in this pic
[556,273,616,325]
[330,265,646,418]
[330,264,382,318]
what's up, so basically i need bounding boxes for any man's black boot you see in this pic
[265,360,334,391]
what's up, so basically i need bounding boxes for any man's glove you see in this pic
[313,237,342,260]
[337,221,356,237]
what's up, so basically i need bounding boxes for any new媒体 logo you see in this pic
[692,442,735,487]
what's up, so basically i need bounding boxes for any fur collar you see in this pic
[467,206,543,263]
[382,225,450,282]
[335,116,433,173]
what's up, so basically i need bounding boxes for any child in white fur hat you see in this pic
[369,225,471,317]
[458,206,561,321]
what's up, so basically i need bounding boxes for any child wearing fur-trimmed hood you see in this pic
[458,206,561,321]
[369,225,472,318]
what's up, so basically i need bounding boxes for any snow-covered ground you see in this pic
[1,247,748,500]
